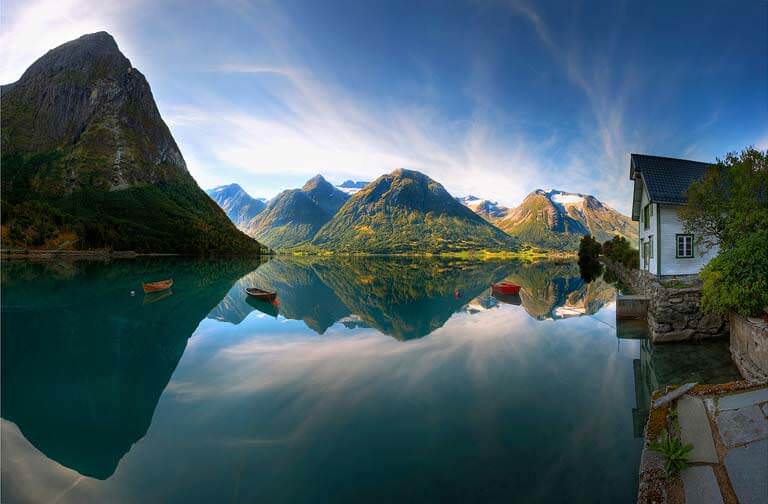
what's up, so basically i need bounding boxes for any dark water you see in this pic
[0,257,740,503]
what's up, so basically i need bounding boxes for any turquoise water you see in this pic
[0,257,739,503]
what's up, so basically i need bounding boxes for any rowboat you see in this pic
[491,281,521,296]
[245,287,277,301]
[142,279,173,293]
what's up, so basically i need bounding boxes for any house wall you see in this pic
[657,205,719,276]
[637,184,659,275]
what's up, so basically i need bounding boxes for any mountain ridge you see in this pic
[494,188,637,250]
[311,169,519,253]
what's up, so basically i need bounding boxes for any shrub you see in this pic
[700,230,768,317]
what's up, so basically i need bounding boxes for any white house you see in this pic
[629,154,718,277]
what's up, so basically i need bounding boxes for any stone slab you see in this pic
[724,439,768,504]
[681,466,724,504]
[717,387,768,411]
[678,395,718,463]
[716,405,768,447]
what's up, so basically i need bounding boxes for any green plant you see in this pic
[602,235,639,270]
[700,229,768,317]
[679,147,768,316]
[649,429,693,476]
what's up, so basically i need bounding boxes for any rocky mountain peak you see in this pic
[302,174,331,191]
[2,31,186,191]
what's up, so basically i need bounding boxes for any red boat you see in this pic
[491,281,521,296]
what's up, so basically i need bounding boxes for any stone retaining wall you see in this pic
[730,312,768,381]
[602,259,727,343]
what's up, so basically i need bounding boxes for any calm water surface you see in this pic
[1,257,740,503]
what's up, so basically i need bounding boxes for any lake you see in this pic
[0,257,740,503]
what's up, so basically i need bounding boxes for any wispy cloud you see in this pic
[0,0,142,84]
[166,59,558,207]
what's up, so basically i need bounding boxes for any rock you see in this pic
[654,329,695,342]
[718,388,768,411]
[678,395,719,463]
[715,405,768,447]
[668,297,683,304]
[724,439,768,504]
[681,466,724,504]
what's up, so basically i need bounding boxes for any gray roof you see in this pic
[630,154,711,204]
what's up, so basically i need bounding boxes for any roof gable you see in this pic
[629,154,711,205]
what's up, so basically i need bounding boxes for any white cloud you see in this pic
[165,63,557,208]
[0,0,142,84]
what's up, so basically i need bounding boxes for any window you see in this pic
[642,240,650,269]
[676,234,693,258]
[643,205,650,230]
[649,236,654,258]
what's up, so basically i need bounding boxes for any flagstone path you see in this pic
[678,386,768,504]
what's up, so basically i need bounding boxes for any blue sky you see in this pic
[2,0,766,213]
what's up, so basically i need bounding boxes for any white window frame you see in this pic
[676,234,693,258]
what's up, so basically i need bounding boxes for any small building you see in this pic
[629,154,718,276]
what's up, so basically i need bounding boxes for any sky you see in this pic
[1,0,766,213]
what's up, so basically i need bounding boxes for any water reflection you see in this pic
[1,256,738,503]
[209,257,616,339]
[617,320,741,437]
[0,258,262,479]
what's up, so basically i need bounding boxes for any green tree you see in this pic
[679,147,768,252]
[680,147,768,316]
[602,235,638,270]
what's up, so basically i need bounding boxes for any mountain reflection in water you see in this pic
[6,256,734,503]
[208,257,616,338]
[0,258,263,480]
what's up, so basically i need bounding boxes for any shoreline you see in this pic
[1,249,181,261]
[1,248,577,262]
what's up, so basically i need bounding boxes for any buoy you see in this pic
[130,290,136,296]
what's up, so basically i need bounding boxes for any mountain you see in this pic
[456,195,509,221]
[207,183,266,230]
[495,189,637,250]
[312,169,518,253]
[247,175,349,249]
[301,175,350,215]
[337,180,370,194]
[0,32,262,254]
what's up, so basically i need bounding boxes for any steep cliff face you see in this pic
[2,31,186,190]
[1,32,262,253]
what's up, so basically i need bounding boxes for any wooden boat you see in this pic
[142,279,173,293]
[491,281,521,296]
[245,287,277,301]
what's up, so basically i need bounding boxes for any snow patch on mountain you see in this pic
[456,195,509,219]
[550,192,585,206]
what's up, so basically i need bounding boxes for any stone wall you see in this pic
[730,312,768,382]
[602,259,728,343]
